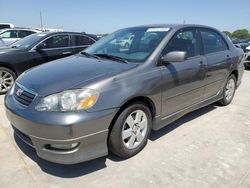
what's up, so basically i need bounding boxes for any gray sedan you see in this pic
[5,24,244,164]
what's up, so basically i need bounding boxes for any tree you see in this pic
[222,31,232,38]
[231,29,250,39]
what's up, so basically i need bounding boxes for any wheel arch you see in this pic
[0,63,18,77]
[107,96,156,136]
[230,69,238,81]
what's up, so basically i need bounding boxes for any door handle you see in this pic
[62,51,72,55]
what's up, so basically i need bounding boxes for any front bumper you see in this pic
[5,92,117,164]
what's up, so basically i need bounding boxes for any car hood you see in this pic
[0,46,24,55]
[17,54,137,96]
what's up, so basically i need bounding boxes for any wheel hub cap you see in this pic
[0,70,14,93]
[122,110,148,149]
[225,78,235,101]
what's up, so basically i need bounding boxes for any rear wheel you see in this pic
[0,67,16,94]
[217,74,236,106]
[108,102,152,158]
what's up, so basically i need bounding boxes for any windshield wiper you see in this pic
[80,51,100,59]
[94,53,128,64]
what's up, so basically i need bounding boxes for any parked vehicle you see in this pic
[112,35,134,48]
[0,28,41,47]
[5,24,244,164]
[0,32,97,93]
[0,23,14,29]
[231,38,250,52]
[244,45,250,69]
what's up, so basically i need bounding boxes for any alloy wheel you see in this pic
[225,78,235,102]
[0,70,14,93]
[122,110,148,149]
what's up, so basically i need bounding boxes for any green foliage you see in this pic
[222,31,232,38]
[231,29,250,39]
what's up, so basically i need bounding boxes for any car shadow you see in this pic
[14,134,107,178]
[13,104,217,178]
[149,104,217,141]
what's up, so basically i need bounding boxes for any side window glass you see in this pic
[201,30,228,54]
[10,30,18,38]
[1,31,11,38]
[70,35,95,46]
[43,35,69,49]
[18,31,34,38]
[163,30,199,58]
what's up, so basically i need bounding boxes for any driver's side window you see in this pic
[43,35,69,49]
[163,29,199,58]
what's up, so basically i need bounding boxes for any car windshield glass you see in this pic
[9,33,46,49]
[84,27,170,62]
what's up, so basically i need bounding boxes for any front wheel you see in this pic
[108,102,152,158]
[0,67,16,94]
[217,74,236,106]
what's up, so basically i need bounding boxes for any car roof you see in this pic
[124,24,219,31]
[0,28,41,32]
[40,32,98,40]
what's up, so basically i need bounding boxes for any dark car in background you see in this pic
[0,32,97,94]
[5,24,244,164]
[232,38,250,52]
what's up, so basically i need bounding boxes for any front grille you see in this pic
[13,83,36,106]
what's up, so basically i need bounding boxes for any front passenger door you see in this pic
[28,34,74,68]
[160,29,207,117]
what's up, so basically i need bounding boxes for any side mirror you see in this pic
[161,51,187,63]
[35,42,46,50]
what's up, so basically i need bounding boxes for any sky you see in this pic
[0,0,249,34]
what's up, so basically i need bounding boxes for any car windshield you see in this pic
[84,27,170,62]
[9,33,47,49]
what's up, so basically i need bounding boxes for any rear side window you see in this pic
[163,29,199,58]
[70,35,95,46]
[43,35,69,49]
[0,30,18,38]
[18,30,35,38]
[201,30,228,54]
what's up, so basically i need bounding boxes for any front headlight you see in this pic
[35,88,99,112]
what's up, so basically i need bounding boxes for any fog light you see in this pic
[47,143,79,151]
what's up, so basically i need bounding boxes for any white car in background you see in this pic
[0,28,41,47]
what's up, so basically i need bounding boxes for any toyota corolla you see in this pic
[5,24,244,164]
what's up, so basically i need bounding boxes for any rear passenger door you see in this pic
[70,34,96,53]
[160,28,207,117]
[28,34,73,68]
[199,29,231,99]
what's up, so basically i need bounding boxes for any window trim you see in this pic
[160,27,201,60]
[199,28,229,55]
[69,34,96,47]
[30,34,71,51]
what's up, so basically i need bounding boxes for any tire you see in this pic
[0,67,16,95]
[108,102,152,158]
[217,74,236,106]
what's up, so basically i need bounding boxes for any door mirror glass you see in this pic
[35,42,46,50]
[161,51,187,63]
